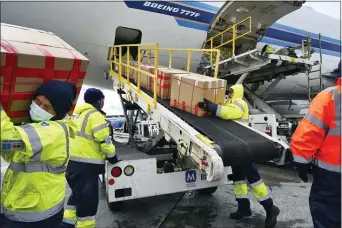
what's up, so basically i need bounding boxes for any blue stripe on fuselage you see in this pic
[124,0,216,24]
[123,1,341,57]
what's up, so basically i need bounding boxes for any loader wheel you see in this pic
[197,187,218,195]
[108,201,124,211]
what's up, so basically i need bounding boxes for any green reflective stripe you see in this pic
[314,160,341,173]
[8,162,67,174]
[3,199,64,222]
[56,122,70,168]
[233,101,245,113]
[93,123,108,134]
[70,156,105,164]
[250,180,263,188]
[63,218,77,225]
[77,216,95,222]
[19,124,43,161]
[305,113,329,133]
[293,155,312,164]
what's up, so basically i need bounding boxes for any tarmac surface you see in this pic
[1,159,313,228]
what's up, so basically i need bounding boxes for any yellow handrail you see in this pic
[204,16,252,65]
[108,44,221,110]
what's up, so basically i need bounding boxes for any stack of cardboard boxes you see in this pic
[0,23,89,124]
[119,60,227,117]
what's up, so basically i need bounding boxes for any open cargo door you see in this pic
[206,1,305,53]
[0,23,89,124]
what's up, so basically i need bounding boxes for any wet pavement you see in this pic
[1,159,313,228]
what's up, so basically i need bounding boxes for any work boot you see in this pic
[264,205,280,228]
[230,199,252,220]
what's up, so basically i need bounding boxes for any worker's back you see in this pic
[291,81,341,171]
[72,103,108,162]
[291,78,341,228]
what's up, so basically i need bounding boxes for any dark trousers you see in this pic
[1,209,63,228]
[232,163,273,212]
[62,171,99,227]
[310,166,341,228]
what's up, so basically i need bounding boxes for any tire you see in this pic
[197,187,218,195]
[108,201,124,211]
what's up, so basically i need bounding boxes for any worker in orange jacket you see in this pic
[291,62,341,228]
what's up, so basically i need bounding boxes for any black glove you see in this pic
[294,162,311,182]
[107,155,120,164]
[198,99,218,113]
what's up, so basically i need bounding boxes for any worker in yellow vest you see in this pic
[0,80,77,228]
[62,88,118,228]
[199,84,280,228]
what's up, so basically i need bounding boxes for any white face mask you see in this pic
[29,101,54,122]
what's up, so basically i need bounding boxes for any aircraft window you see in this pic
[114,26,142,61]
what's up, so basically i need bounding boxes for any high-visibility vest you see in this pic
[291,83,341,173]
[1,108,74,222]
[217,84,249,125]
[71,103,116,164]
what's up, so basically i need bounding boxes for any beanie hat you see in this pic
[84,88,105,105]
[34,80,77,120]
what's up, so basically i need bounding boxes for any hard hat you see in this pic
[34,80,77,120]
[84,88,105,104]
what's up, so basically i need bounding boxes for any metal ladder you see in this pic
[305,34,323,101]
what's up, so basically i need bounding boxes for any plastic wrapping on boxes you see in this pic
[170,74,227,117]
[0,23,89,124]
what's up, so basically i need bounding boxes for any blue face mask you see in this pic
[29,101,54,122]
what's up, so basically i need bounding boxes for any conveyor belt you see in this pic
[125,86,279,166]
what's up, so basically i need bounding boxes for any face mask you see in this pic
[29,101,54,122]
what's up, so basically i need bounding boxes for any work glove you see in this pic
[107,154,121,164]
[294,162,311,182]
[198,99,218,113]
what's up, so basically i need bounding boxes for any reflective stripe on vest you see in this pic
[3,198,64,222]
[233,100,245,113]
[233,100,248,124]
[304,87,341,137]
[314,159,341,173]
[293,154,313,164]
[69,155,105,164]
[19,125,43,161]
[93,123,109,134]
[75,110,97,140]
[327,87,341,136]
[8,162,67,174]
[9,122,70,174]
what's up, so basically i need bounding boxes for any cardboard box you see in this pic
[152,68,188,99]
[132,63,166,91]
[170,74,227,116]
[0,23,89,124]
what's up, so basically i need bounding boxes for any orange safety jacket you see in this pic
[291,79,341,173]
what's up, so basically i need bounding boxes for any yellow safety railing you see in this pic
[204,16,252,66]
[108,43,221,110]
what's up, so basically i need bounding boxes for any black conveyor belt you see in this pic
[125,87,279,166]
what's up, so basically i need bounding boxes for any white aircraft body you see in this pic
[1,1,340,115]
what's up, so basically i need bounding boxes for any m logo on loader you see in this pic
[185,170,196,183]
